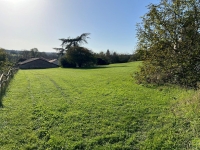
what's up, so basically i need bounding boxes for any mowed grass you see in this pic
[0,62,198,149]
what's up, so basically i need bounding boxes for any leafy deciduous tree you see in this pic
[135,0,200,88]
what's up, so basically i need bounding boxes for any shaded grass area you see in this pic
[0,62,197,149]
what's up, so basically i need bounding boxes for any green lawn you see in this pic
[0,62,198,149]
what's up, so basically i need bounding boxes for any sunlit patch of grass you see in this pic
[0,62,197,149]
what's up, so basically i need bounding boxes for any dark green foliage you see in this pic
[60,56,76,68]
[135,0,200,88]
[94,51,110,65]
[54,33,90,57]
[106,52,132,63]
[0,48,6,62]
[66,47,96,67]
[0,48,7,70]
[54,33,97,67]
[0,48,13,72]
[96,58,109,65]
[129,49,146,61]
[117,54,131,63]
[95,50,132,64]
[60,33,90,50]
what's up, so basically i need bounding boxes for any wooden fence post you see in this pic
[0,67,19,108]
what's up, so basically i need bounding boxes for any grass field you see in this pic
[0,62,199,149]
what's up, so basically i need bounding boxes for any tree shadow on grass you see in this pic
[0,100,3,108]
[0,95,4,108]
[71,65,130,70]
[0,87,7,108]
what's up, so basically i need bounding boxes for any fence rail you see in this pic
[0,67,18,107]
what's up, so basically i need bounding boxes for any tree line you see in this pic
[0,44,141,70]
[55,33,140,68]
[0,32,142,70]
[6,48,58,63]
[95,50,134,65]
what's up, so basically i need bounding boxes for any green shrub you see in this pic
[60,56,76,68]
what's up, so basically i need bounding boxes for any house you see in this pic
[49,59,59,65]
[18,57,59,69]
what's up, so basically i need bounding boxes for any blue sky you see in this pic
[0,0,159,53]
